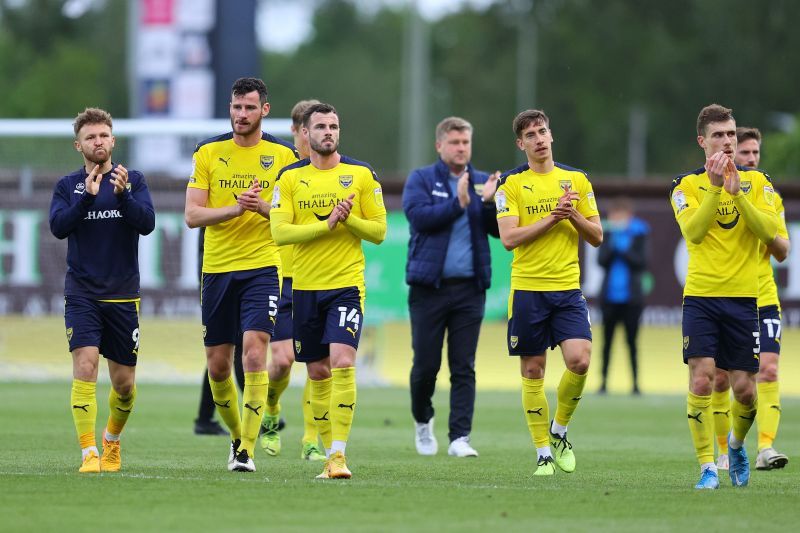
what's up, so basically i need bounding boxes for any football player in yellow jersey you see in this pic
[710,127,790,472]
[259,99,326,462]
[271,103,387,479]
[670,104,779,489]
[184,77,299,473]
[496,109,603,477]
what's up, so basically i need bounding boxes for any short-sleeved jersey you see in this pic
[188,132,299,273]
[271,155,386,291]
[496,163,599,291]
[758,190,788,308]
[670,166,777,298]
[278,245,294,278]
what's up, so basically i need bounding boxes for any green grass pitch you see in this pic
[1,316,800,531]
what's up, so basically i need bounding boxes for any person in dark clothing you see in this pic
[403,116,499,457]
[597,197,649,395]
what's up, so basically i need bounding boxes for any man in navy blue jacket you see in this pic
[50,107,155,473]
[403,117,499,457]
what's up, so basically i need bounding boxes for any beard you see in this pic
[83,147,111,166]
[230,116,262,137]
[310,137,338,156]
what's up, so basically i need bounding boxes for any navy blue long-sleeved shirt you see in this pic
[49,164,156,299]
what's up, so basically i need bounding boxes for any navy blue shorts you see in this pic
[759,305,782,355]
[507,289,592,356]
[201,266,280,346]
[292,287,363,363]
[682,296,760,372]
[272,277,293,342]
[64,296,140,366]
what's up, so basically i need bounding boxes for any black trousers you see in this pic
[600,302,643,389]
[409,279,485,442]
[196,334,246,422]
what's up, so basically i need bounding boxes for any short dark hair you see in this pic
[737,126,762,145]
[291,99,321,127]
[435,116,472,141]
[231,77,268,105]
[513,109,550,138]
[696,104,734,137]
[302,102,338,128]
[73,107,113,137]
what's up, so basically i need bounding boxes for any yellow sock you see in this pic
[687,392,714,465]
[208,375,242,441]
[731,397,757,444]
[554,369,587,427]
[757,381,781,450]
[71,379,97,450]
[310,377,333,450]
[241,371,269,456]
[330,367,357,444]
[266,372,291,417]
[301,376,319,444]
[711,389,731,454]
[521,377,549,448]
[106,384,137,437]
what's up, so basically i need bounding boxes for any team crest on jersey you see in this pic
[559,180,572,192]
[66,327,73,342]
[339,175,353,188]
[73,182,85,194]
[740,181,751,194]
[295,340,302,353]
[510,335,519,349]
[202,325,207,339]
[260,155,274,170]
[473,183,485,195]
[125,182,132,191]
[683,336,689,350]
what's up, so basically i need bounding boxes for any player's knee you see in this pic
[690,375,713,396]
[757,363,778,382]
[306,363,331,381]
[567,356,590,375]
[113,381,134,398]
[713,370,730,391]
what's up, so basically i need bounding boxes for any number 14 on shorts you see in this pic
[338,307,360,338]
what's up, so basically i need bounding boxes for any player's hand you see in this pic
[457,172,471,208]
[723,157,741,195]
[336,193,356,222]
[552,188,579,220]
[705,151,727,186]
[84,164,103,196]
[326,208,340,230]
[109,164,128,195]
[482,171,500,203]
[236,178,264,213]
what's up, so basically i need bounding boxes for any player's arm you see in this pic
[340,208,387,244]
[271,211,333,245]
[725,163,778,245]
[768,236,790,262]
[402,169,465,232]
[339,179,388,244]
[498,215,559,251]
[116,168,155,235]
[184,187,244,228]
[49,170,100,239]
[675,186,720,244]
[566,213,602,247]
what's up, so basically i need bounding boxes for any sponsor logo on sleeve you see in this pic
[496,189,509,213]
[374,187,384,207]
[672,189,688,213]
[764,186,775,206]
[271,185,281,209]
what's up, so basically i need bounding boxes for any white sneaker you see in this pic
[756,447,788,470]
[715,453,729,471]
[232,448,256,472]
[227,439,241,471]
[415,419,438,455]
[448,436,478,457]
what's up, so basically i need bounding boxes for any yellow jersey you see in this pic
[271,155,386,291]
[278,245,294,278]
[496,163,599,291]
[188,132,299,273]
[758,191,788,308]
[670,166,777,298]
